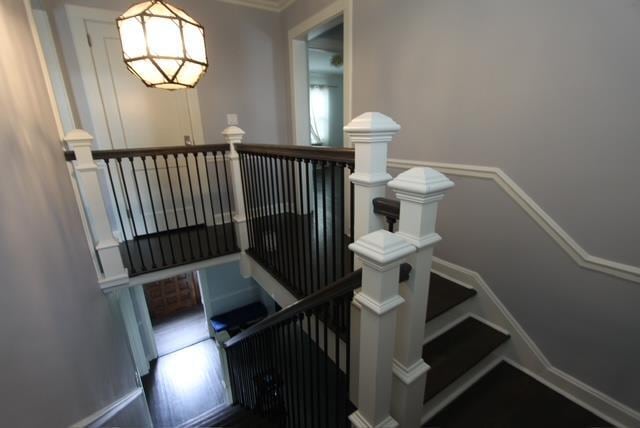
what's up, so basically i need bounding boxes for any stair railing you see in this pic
[223,262,412,428]
[234,142,356,298]
[64,130,239,282]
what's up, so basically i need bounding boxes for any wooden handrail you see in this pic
[63,143,230,162]
[224,263,412,349]
[236,143,354,165]
[373,197,400,220]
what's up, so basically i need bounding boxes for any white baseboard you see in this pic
[431,256,640,427]
[70,388,148,428]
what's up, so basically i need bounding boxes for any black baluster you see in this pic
[212,151,228,252]
[312,161,321,293]
[184,153,205,259]
[105,159,134,273]
[152,156,176,264]
[173,154,195,261]
[193,152,214,258]
[335,299,341,428]
[280,157,294,287]
[269,156,285,279]
[116,158,146,271]
[321,162,328,288]
[331,163,337,282]
[304,160,314,294]
[239,154,255,251]
[221,151,236,249]
[288,159,303,294]
[203,151,221,254]
[297,160,308,295]
[142,156,166,266]
[130,156,156,268]
[164,154,188,262]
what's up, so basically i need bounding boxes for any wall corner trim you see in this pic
[388,158,640,285]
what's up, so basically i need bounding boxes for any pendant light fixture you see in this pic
[116,0,208,90]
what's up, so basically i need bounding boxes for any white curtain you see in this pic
[309,85,330,145]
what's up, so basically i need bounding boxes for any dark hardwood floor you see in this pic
[121,223,238,276]
[143,339,228,428]
[424,362,611,428]
[153,306,210,357]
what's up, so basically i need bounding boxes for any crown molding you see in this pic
[216,0,296,13]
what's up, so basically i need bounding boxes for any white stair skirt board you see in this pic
[430,257,640,427]
[70,387,150,428]
[387,159,640,285]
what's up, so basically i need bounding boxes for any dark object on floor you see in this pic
[210,302,268,337]
[424,361,612,428]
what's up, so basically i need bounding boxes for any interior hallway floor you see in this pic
[153,306,210,357]
[143,339,227,427]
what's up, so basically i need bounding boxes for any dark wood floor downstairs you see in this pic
[142,339,227,428]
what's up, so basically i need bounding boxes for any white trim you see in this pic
[431,257,640,427]
[388,158,640,285]
[287,0,352,147]
[126,253,241,288]
[64,5,205,150]
[24,0,102,278]
[70,387,145,428]
[31,8,76,134]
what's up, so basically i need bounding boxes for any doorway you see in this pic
[289,1,352,147]
[144,272,209,356]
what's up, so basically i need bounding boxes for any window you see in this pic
[309,84,330,145]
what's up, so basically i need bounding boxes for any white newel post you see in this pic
[65,130,127,283]
[388,167,454,428]
[223,126,250,278]
[344,112,399,407]
[344,112,400,243]
[349,230,415,428]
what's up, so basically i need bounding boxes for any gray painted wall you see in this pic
[355,0,640,411]
[282,0,640,412]
[44,0,289,145]
[203,261,261,317]
[0,2,144,426]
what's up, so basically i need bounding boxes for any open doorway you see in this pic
[144,272,209,356]
[308,22,344,147]
[289,1,352,147]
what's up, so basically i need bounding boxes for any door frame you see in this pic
[64,4,206,150]
[288,0,353,147]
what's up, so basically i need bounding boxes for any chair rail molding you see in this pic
[387,158,640,285]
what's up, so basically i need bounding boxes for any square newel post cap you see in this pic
[222,126,245,143]
[344,112,401,142]
[349,230,415,270]
[388,167,454,201]
[64,129,94,146]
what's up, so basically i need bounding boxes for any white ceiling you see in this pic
[217,0,296,12]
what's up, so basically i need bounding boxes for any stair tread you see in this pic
[423,361,611,427]
[423,317,509,402]
[427,273,476,323]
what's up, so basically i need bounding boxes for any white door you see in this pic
[85,20,204,150]
[70,9,208,240]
